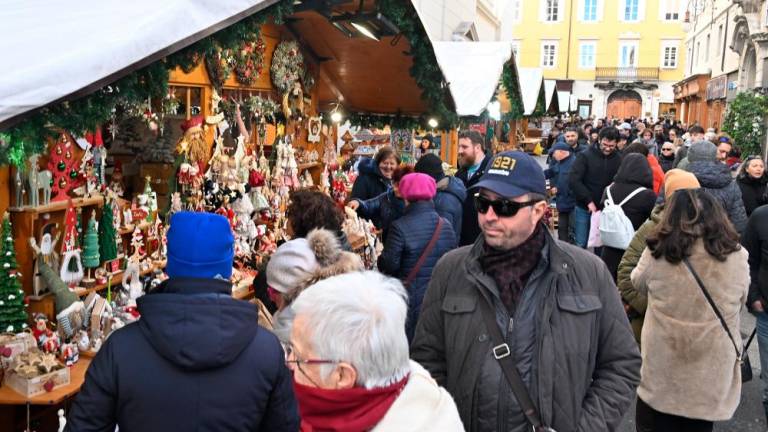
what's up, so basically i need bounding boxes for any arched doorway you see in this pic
[606,90,642,119]
[742,44,757,90]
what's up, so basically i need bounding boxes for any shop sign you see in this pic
[707,75,728,100]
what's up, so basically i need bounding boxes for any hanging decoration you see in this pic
[60,201,84,286]
[47,133,82,202]
[204,43,235,90]
[234,38,266,86]
[270,40,305,94]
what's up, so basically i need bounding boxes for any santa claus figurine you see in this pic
[108,161,125,197]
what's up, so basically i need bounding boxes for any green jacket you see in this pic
[616,205,664,342]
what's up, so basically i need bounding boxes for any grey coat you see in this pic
[411,230,641,432]
[687,161,748,233]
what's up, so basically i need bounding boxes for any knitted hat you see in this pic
[550,141,572,153]
[664,169,701,200]
[266,238,319,294]
[399,173,436,201]
[415,153,445,181]
[687,140,717,162]
[166,212,234,279]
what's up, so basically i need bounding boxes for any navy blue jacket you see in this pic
[355,189,405,241]
[456,155,491,246]
[66,278,298,432]
[434,176,467,241]
[350,158,391,201]
[544,155,576,212]
[378,201,457,342]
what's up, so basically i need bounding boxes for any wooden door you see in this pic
[606,90,642,119]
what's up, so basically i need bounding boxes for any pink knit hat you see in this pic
[399,173,436,201]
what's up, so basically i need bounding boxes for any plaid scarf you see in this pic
[481,224,546,315]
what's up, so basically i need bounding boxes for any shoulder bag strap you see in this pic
[605,185,615,206]
[477,294,551,431]
[617,187,647,207]
[403,218,444,287]
[683,258,741,360]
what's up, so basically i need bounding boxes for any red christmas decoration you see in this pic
[47,134,82,202]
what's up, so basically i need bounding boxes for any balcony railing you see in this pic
[595,67,660,81]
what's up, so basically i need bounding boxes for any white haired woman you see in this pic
[287,271,464,431]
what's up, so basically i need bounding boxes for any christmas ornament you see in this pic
[234,38,266,86]
[81,211,100,282]
[48,134,81,202]
[60,201,84,286]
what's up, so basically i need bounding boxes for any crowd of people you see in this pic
[62,116,768,432]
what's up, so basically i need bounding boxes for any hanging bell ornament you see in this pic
[59,178,67,189]
[65,151,72,159]
[56,146,63,155]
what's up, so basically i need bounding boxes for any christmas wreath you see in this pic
[234,37,266,86]
[270,40,305,93]
[205,45,234,90]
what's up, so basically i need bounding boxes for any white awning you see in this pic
[0,0,274,127]
[517,68,544,116]
[557,91,571,113]
[544,80,557,111]
[431,41,514,117]
[570,94,579,112]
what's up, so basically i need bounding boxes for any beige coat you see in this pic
[631,241,749,421]
[373,361,464,432]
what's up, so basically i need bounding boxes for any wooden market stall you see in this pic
[0,1,465,428]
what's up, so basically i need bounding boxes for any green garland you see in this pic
[0,0,295,166]
[722,91,768,158]
[501,62,525,121]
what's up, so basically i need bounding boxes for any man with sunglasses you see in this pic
[412,151,641,432]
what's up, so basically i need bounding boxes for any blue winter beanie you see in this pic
[166,212,234,280]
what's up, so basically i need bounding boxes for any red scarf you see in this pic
[294,375,409,432]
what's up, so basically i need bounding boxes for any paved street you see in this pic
[535,155,767,431]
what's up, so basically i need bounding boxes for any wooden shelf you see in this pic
[74,262,166,298]
[8,195,103,215]
[298,162,321,171]
[0,358,91,405]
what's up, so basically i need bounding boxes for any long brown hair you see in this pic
[646,189,740,263]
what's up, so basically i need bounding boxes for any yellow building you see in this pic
[506,0,687,119]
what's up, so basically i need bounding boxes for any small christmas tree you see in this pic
[0,213,29,332]
[82,211,100,282]
[99,199,118,263]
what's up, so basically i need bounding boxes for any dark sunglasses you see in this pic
[661,147,674,152]
[474,193,539,217]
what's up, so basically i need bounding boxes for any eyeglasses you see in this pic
[474,193,539,217]
[661,148,674,152]
[283,342,341,387]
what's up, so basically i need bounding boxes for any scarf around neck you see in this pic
[481,224,546,314]
[295,374,409,432]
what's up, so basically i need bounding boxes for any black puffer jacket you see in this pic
[658,153,675,173]
[743,205,768,308]
[599,154,657,280]
[350,158,391,201]
[434,176,467,241]
[412,231,641,432]
[456,156,491,246]
[568,143,622,209]
[378,201,457,342]
[737,175,768,216]
[688,161,748,233]
[67,278,298,432]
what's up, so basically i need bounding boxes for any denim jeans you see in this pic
[571,206,590,248]
[756,311,768,404]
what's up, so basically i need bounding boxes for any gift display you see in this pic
[5,350,69,397]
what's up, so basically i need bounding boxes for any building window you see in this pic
[696,40,701,66]
[545,0,559,22]
[512,41,520,59]
[662,42,678,68]
[717,24,723,57]
[541,42,558,68]
[583,0,598,21]
[705,34,710,62]
[509,0,522,22]
[624,0,639,21]
[663,0,680,20]
[619,42,638,67]
[579,42,596,68]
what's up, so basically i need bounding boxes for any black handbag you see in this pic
[683,258,751,382]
